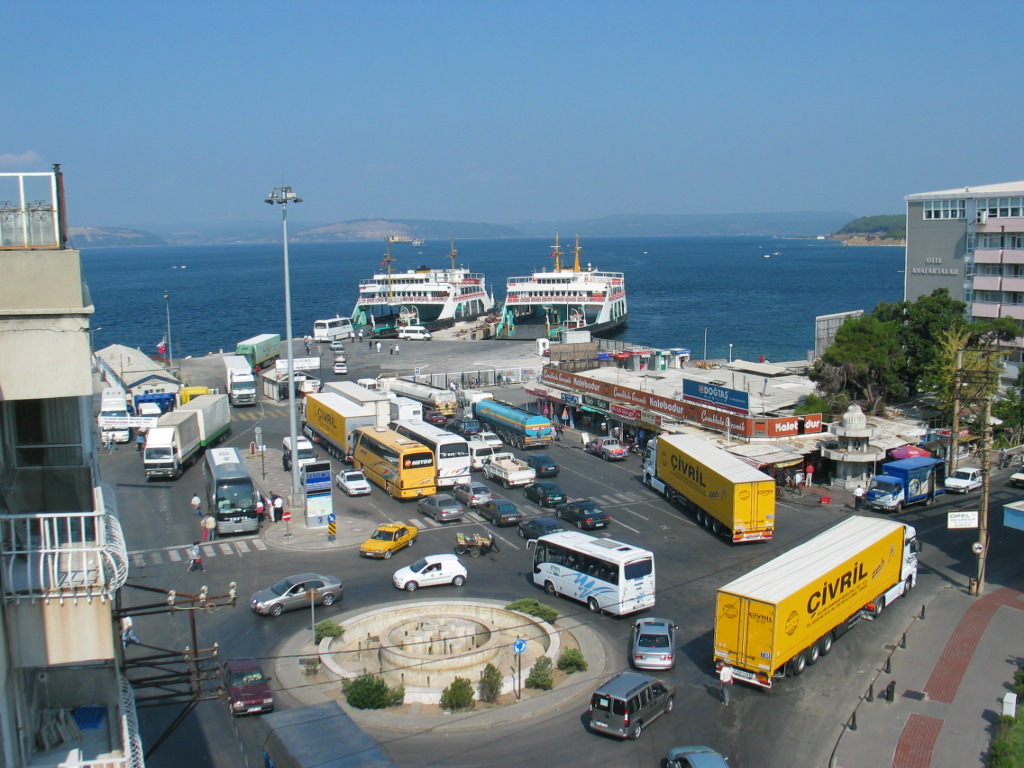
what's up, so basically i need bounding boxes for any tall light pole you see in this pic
[163,291,174,371]
[265,186,303,499]
[728,343,733,364]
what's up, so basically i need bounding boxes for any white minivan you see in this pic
[282,436,317,472]
[467,440,496,471]
[397,325,432,341]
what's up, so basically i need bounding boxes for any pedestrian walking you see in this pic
[389,344,394,355]
[272,493,284,523]
[358,329,364,342]
[853,485,865,510]
[256,497,265,528]
[187,542,205,572]
[719,664,733,705]
[190,493,202,517]
[394,344,399,356]
[376,341,382,354]
[135,431,146,452]
[200,513,212,541]
[203,513,217,541]
[794,470,804,495]
[805,463,815,487]
[368,338,373,350]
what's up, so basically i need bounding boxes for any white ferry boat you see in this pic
[351,237,494,335]
[497,235,628,339]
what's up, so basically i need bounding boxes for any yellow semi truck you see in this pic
[713,516,919,688]
[302,393,378,462]
[642,433,775,542]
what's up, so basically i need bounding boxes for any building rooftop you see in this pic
[906,180,1024,201]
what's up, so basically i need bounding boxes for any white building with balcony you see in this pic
[0,170,139,766]
[905,181,1024,362]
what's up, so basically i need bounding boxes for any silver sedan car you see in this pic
[631,617,677,670]
[251,573,343,617]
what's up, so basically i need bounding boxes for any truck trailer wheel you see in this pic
[787,651,807,676]
[819,631,835,656]
[871,595,886,618]
[806,641,821,666]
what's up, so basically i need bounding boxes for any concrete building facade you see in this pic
[0,170,139,766]
[905,180,1024,361]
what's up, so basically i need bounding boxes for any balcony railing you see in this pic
[0,171,61,249]
[1,507,128,602]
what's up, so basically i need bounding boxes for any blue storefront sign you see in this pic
[682,379,749,414]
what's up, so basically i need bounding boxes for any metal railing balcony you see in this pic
[1,506,129,602]
[0,171,61,249]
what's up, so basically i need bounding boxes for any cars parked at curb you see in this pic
[335,469,371,496]
[478,497,524,526]
[392,554,467,591]
[586,437,629,461]
[222,658,274,716]
[517,516,566,540]
[523,481,567,508]
[251,573,343,617]
[359,523,418,559]
[556,499,611,530]
[631,617,678,670]
[452,481,493,508]
[417,493,467,523]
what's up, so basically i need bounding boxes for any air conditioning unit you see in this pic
[978,211,989,224]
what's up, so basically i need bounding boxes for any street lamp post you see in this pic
[163,291,174,371]
[265,186,303,499]
[728,343,733,364]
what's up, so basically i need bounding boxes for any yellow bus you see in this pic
[351,426,436,499]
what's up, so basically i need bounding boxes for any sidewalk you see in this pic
[832,579,1024,768]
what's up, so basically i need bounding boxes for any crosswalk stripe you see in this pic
[236,541,251,553]
[131,554,145,568]
[168,550,182,562]
[251,539,268,550]
[201,546,216,558]
[150,552,164,565]
[218,542,233,555]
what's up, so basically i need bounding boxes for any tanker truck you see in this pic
[473,400,553,449]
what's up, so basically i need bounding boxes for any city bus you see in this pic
[527,531,655,615]
[312,316,354,342]
[204,447,260,534]
[390,419,470,487]
[351,427,436,499]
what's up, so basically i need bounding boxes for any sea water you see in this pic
[80,236,904,363]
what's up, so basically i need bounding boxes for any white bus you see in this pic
[312,316,354,342]
[390,419,470,488]
[204,447,260,534]
[528,531,655,615]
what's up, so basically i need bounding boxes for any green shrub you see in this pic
[505,598,560,623]
[479,663,503,703]
[440,677,475,711]
[314,619,344,644]
[525,655,554,691]
[557,647,588,673]
[386,683,405,707]
[342,675,390,710]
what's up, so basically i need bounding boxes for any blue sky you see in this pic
[5,1,1023,229]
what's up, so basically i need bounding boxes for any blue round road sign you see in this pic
[513,638,527,655]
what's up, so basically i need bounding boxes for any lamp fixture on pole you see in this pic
[265,186,303,499]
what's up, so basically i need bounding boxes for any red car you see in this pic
[424,410,449,426]
[222,658,274,716]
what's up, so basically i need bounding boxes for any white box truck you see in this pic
[144,411,202,479]
[223,355,257,406]
[98,388,131,444]
[178,394,231,448]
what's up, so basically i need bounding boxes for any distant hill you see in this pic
[835,214,905,240]
[72,211,860,247]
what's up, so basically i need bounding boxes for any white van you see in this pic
[467,440,496,471]
[312,317,354,342]
[397,325,432,341]
[282,436,317,472]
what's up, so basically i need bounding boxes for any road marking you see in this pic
[624,508,649,520]
[167,550,182,562]
[614,519,642,534]
[218,542,233,555]
[201,546,216,558]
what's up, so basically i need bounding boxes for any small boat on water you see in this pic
[496,234,628,340]
[350,236,494,336]
[411,238,426,247]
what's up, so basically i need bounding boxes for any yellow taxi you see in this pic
[359,523,418,559]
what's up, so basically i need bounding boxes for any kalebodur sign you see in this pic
[541,367,822,438]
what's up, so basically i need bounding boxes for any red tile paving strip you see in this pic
[893,714,943,768]
[923,587,1023,703]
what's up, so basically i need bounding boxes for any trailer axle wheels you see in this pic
[806,641,821,666]
[820,631,835,656]
[787,651,807,677]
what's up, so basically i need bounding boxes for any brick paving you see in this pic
[893,714,943,768]
[923,586,1024,704]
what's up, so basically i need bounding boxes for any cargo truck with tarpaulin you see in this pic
[865,457,945,513]
[178,394,230,448]
[713,516,919,688]
[235,333,281,370]
[642,433,775,542]
[144,411,202,479]
[303,392,377,461]
[473,399,553,449]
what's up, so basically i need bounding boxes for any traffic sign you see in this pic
[948,511,979,529]
[282,510,292,522]
[513,638,527,655]
[328,513,336,524]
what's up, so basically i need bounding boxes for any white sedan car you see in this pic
[477,431,503,449]
[392,554,467,592]
[335,469,371,496]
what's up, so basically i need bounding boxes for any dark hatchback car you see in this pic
[222,658,274,716]
[556,499,611,530]
[524,453,560,477]
[523,481,567,508]
[478,497,524,526]
[448,417,482,438]
[517,516,566,539]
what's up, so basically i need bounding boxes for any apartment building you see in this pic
[0,170,140,766]
[905,180,1024,361]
